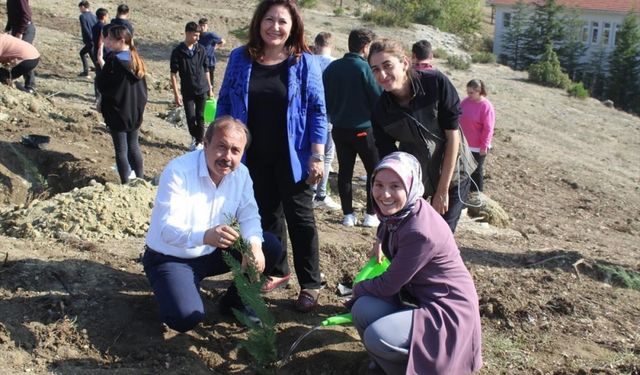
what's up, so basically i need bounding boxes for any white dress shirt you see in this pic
[145,150,263,258]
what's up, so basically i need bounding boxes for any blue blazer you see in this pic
[217,46,328,183]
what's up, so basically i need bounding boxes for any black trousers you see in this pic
[79,43,92,73]
[331,127,380,215]
[109,128,143,183]
[9,58,39,83]
[12,23,36,88]
[183,93,206,144]
[470,152,486,192]
[247,154,321,290]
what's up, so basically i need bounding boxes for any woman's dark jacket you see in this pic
[371,69,476,197]
[97,51,147,132]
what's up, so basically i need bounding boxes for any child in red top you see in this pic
[459,79,495,193]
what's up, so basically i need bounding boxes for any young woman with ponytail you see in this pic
[97,25,148,183]
[459,79,495,193]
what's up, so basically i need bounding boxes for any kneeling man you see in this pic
[143,116,281,332]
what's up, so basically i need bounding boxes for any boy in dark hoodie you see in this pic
[170,21,213,150]
[78,1,97,77]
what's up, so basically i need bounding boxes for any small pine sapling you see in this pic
[222,217,277,374]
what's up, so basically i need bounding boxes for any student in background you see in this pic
[96,25,147,184]
[78,1,97,77]
[109,4,134,35]
[323,28,381,227]
[170,22,213,151]
[4,0,37,93]
[411,39,434,71]
[0,32,40,89]
[311,31,340,212]
[459,79,495,195]
[197,18,225,88]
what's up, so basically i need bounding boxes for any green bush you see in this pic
[567,82,589,99]
[528,44,571,89]
[471,52,496,64]
[333,7,345,16]
[230,26,250,42]
[432,48,449,59]
[362,8,411,27]
[446,55,471,70]
[297,0,317,8]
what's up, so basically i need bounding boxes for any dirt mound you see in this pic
[0,179,155,242]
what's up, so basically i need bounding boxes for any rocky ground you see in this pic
[0,0,639,374]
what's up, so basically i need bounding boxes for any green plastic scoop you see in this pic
[320,256,391,326]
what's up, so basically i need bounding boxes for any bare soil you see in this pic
[1,1,639,374]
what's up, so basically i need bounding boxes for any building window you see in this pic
[503,12,511,28]
[591,21,599,44]
[602,22,611,47]
[614,23,621,46]
[581,22,589,43]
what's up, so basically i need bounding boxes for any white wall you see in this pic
[493,5,630,64]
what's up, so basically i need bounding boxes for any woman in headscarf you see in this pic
[348,152,482,375]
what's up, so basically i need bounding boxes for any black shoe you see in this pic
[78,71,90,77]
[220,301,263,327]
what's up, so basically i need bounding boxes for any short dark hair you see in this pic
[412,40,432,61]
[314,32,332,47]
[198,18,208,26]
[348,28,375,53]
[185,21,201,33]
[204,116,252,148]
[78,1,90,8]
[117,4,129,15]
[96,8,108,20]
[246,0,309,61]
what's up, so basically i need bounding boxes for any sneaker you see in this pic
[195,143,204,150]
[362,214,380,228]
[342,213,358,227]
[78,71,90,77]
[313,195,341,210]
[189,138,203,151]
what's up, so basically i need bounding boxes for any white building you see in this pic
[490,0,640,63]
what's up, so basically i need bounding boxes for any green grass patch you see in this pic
[446,55,471,70]
[230,26,250,42]
[594,263,640,290]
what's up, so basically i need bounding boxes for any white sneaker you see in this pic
[363,214,380,228]
[195,143,204,150]
[313,196,341,210]
[342,213,358,227]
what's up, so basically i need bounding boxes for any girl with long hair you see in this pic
[97,25,147,183]
[368,38,477,233]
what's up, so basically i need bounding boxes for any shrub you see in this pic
[567,82,589,99]
[446,55,471,70]
[471,52,496,64]
[230,26,249,42]
[297,0,317,8]
[528,44,571,89]
[333,7,344,16]
[432,48,449,59]
[362,8,411,27]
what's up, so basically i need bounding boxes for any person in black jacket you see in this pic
[170,21,213,151]
[97,25,147,184]
[77,1,97,77]
[368,38,476,233]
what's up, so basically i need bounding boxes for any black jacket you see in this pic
[97,51,147,132]
[170,42,209,96]
[372,69,476,196]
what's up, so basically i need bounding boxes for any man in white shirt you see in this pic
[143,116,281,331]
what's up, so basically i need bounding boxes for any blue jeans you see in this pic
[314,123,334,198]
[142,232,281,333]
[440,177,470,233]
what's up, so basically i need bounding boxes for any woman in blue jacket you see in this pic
[217,0,327,312]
